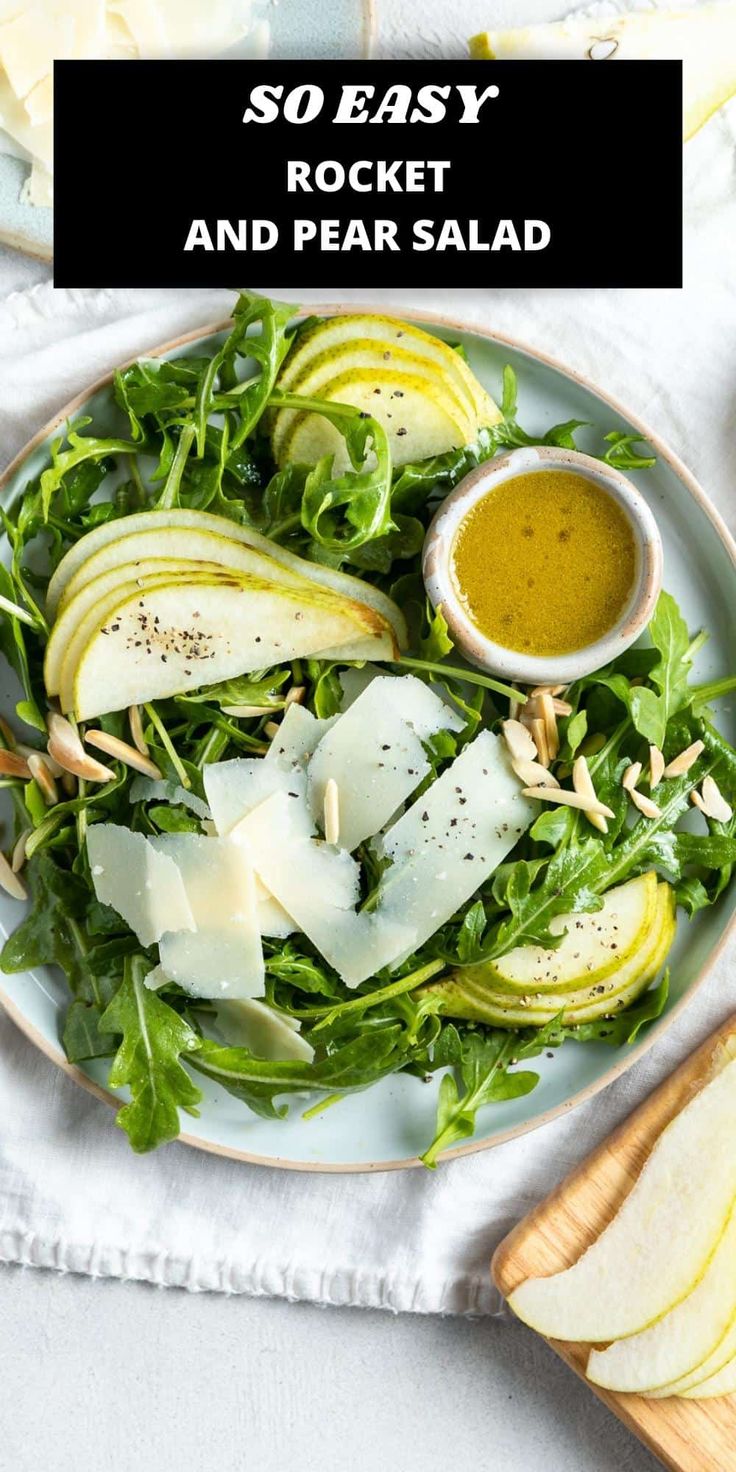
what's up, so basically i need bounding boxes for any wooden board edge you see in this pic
[489,1011,736,1472]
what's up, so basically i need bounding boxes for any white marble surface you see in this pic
[0,1,731,1466]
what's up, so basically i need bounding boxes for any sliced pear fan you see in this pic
[45,558,227,695]
[587,1196,736,1393]
[484,872,659,994]
[281,368,472,473]
[274,313,501,424]
[438,890,674,1028]
[509,1055,736,1342]
[271,338,478,461]
[69,577,392,721]
[45,507,407,652]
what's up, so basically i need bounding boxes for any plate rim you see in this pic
[1,300,735,1173]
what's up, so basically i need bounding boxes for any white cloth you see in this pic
[0,91,734,1314]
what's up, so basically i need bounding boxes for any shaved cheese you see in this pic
[23,74,53,126]
[238,729,534,987]
[0,74,52,167]
[128,775,211,819]
[86,823,194,946]
[213,999,314,1062]
[0,0,267,207]
[338,665,384,708]
[203,758,302,937]
[204,756,307,834]
[375,730,536,965]
[151,0,255,55]
[253,877,296,939]
[151,832,263,999]
[265,703,337,769]
[238,791,411,988]
[307,673,463,851]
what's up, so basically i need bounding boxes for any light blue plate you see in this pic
[0,0,372,262]
[0,308,734,1170]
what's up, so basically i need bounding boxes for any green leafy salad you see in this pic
[0,290,735,1167]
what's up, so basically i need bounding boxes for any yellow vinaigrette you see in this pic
[451,470,637,657]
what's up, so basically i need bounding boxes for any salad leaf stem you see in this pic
[144,703,191,788]
[309,958,446,1031]
[156,423,196,509]
[392,655,524,706]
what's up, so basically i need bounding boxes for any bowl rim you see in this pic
[0,301,734,1174]
[422,443,664,685]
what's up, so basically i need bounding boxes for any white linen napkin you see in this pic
[0,105,734,1313]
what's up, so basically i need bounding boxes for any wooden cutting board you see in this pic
[492,1013,736,1472]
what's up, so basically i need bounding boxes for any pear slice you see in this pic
[587,1196,736,1393]
[57,524,309,614]
[45,507,407,651]
[276,313,501,425]
[681,1352,736,1399]
[649,1259,736,1397]
[427,883,674,1027]
[470,4,736,141]
[509,1053,736,1342]
[486,872,658,994]
[46,557,226,695]
[70,575,388,720]
[281,367,470,472]
[57,570,242,714]
[271,337,477,462]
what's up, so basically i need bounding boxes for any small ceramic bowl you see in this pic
[422,444,663,686]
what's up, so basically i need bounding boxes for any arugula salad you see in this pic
[0,290,735,1167]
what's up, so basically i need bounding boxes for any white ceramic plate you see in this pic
[0,0,373,261]
[1,306,735,1171]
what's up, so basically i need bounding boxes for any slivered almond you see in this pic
[538,692,559,761]
[323,777,340,845]
[691,789,707,814]
[572,755,608,834]
[0,748,31,779]
[622,762,642,792]
[699,775,733,823]
[512,759,559,789]
[649,746,665,788]
[530,684,565,698]
[629,788,662,819]
[0,716,16,748]
[222,704,277,718]
[11,829,30,873]
[531,717,550,768]
[61,773,77,797]
[128,704,149,757]
[264,720,281,740]
[521,787,615,819]
[663,740,704,779]
[519,694,541,730]
[84,730,163,779]
[552,698,573,717]
[285,686,306,707]
[502,719,537,765]
[17,741,63,778]
[0,849,27,901]
[27,753,58,805]
[47,713,114,784]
